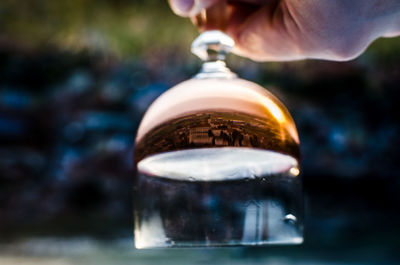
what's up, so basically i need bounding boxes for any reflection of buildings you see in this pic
[134,111,299,163]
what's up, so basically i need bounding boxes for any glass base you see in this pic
[135,239,304,249]
[134,148,303,249]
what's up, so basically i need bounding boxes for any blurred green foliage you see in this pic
[0,0,197,57]
[1,0,399,63]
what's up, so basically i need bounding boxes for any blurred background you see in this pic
[0,0,400,264]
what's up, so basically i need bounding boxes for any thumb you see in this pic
[168,0,220,17]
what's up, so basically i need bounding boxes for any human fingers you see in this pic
[228,0,308,61]
[230,0,400,61]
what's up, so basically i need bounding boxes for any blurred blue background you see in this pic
[0,0,400,264]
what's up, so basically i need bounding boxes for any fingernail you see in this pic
[171,0,195,15]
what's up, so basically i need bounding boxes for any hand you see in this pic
[169,0,400,61]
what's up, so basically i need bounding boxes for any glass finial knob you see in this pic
[191,30,236,79]
[191,30,234,62]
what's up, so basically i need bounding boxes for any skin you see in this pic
[169,0,400,61]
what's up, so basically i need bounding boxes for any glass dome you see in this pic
[134,76,300,164]
[133,74,303,248]
[133,25,302,248]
